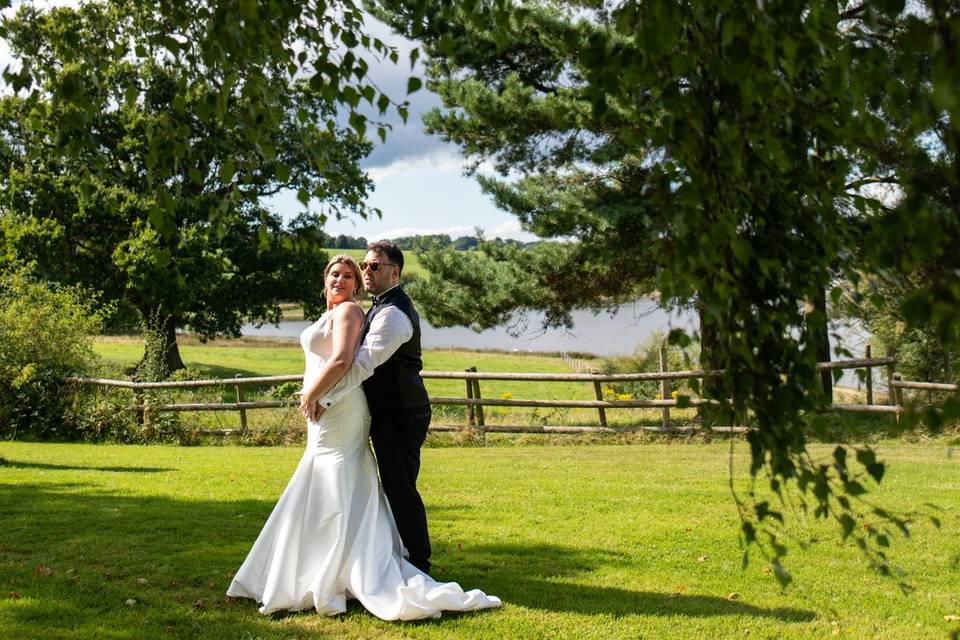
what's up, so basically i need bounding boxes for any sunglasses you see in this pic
[359,261,398,273]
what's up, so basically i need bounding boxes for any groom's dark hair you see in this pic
[367,240,404,275]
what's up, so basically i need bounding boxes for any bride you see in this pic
[227,254,500,620]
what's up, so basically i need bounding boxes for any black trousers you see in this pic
[369,407,432,574]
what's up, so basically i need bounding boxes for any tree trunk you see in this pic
[811,286,833,402]
[137,308,184,379]
[162,314,186,373]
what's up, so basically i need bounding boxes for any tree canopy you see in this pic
[373,0,960,581]
[0,1,378,370]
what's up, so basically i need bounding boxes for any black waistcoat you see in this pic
[361,286,430,415]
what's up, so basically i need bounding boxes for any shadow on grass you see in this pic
[434,542,815,622]
[1,460,172,473]
[0,480,813,640]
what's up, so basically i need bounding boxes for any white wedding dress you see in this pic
[227,308,501,620]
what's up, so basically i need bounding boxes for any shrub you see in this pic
[0,267,106,439]
[600,331,700,400]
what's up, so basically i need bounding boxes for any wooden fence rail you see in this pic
[66,353,901,435]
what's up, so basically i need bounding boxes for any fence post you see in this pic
[593,380,607,427]
[865,344,873,406]
[235,374,248,434]
[659,346,671,429]
[470,367,485,428]
[892,373,903,426]
[464,368,475,428]
[132,376,145,427]
[886,347,896,406]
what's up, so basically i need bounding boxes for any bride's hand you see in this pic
[298,392,324,421]
[298,392,313,418]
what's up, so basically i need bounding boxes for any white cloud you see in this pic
[366,147,463,183]
[371,219,539,243]
[489,219,540,242]
[859,181,904,209]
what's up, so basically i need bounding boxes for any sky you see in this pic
[285,16,539,242]
[0,1,538,243]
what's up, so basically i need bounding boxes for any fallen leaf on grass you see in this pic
[9,592,20,600]
[697,555,709,562]
[125,599,136,606]
[761,566,772,574]
[206,581,216,590]
[136,578,148,585]
[168,580,179,588]
[35,564,52,576]
[945,615,960,622]
[727,592,739,601]
[456,543,463,552]
[193,599,204,610]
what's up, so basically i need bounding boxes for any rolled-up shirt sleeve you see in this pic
[317,306,413,408]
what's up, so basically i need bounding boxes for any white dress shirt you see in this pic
[318,295,414,408]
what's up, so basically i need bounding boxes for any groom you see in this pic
[316,240,433,574]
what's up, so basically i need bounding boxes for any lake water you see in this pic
[242,299,871,386]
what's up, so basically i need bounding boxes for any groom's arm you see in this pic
[316,307,413,409]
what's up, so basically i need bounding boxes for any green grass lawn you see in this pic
[90,339,694,431]
[1,441,958,639]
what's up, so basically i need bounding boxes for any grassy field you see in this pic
[90,338,701,432]
[1,441,958,639]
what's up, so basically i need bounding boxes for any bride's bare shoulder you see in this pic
[332,301,364,323]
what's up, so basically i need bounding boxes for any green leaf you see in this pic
[219,159,235,183]
[348,111,366,138]
[239,0,257,21]
[275,163,290,183]
[123,85,139,106]
[668,328,691,347]
[152,248,171,268]
[377,93,390,115]
[407,77,422,94]
[340,30,358,48]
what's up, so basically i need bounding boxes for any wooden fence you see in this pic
[67,350,908,435]
[889,375,959,412]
